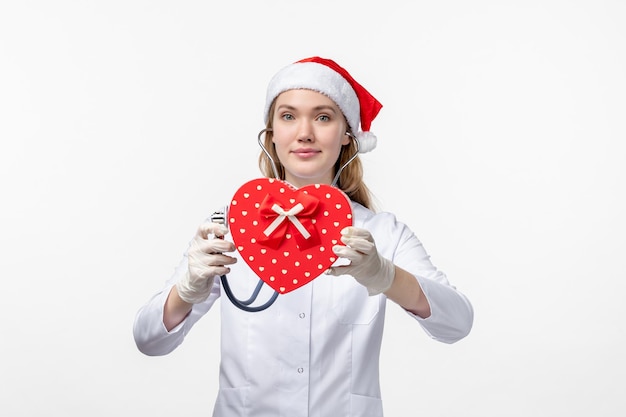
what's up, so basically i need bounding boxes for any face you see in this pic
[271,89,351,188]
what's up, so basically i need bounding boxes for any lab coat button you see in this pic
[299,313,305,318]
[297,367,304,373]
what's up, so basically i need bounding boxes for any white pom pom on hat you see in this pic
[264,56,383,153]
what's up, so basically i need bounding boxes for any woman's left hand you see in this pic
[325,226,396,295]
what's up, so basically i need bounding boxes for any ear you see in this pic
[341,132,352,146]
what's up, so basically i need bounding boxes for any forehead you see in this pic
[275,89,341,110]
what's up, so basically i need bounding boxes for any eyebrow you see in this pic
[276,104,339,113]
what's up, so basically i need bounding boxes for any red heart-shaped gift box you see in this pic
[228,178,353,294]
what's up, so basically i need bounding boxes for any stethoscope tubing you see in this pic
[218,128,359,312]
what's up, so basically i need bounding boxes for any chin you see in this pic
[286,173,329,187]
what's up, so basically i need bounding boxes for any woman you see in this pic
[133,56,474,416]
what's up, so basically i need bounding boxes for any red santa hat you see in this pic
[264,56,383,153]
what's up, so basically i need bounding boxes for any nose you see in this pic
[296,121,314,143]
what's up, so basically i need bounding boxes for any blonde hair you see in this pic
[258,102,374,210]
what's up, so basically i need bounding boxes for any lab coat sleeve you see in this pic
[379,212,474,344]
[132,251,221,356]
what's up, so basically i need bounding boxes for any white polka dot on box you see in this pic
[228,178,353,294]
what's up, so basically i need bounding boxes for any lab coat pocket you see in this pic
[213,386,248,416]
[350,393,383,417]
[332,276,380,325]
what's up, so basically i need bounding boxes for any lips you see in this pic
[292,148,320,158]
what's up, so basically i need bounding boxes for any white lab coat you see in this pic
[133,202,474,417]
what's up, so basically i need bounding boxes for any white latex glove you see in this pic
[326,226,396,296]
[176,222,237,304]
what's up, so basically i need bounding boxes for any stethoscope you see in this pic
[212,128,360,312]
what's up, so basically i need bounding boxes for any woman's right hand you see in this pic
[175,222,237,304]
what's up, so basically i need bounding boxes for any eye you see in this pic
[280,113,295,121]
[317,114,330,122]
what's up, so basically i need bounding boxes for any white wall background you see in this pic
[1,1,624,416]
